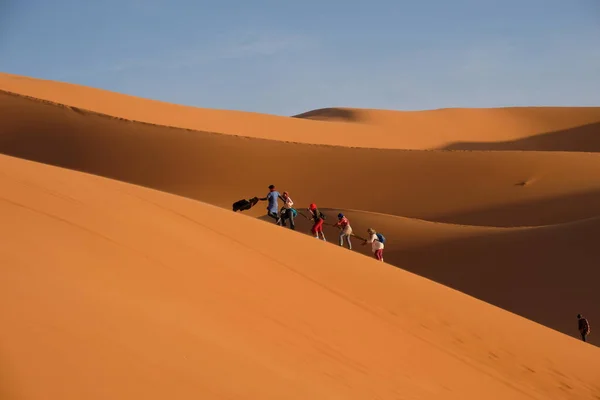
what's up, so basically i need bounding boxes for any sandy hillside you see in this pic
[2,72,600,150]
[3,90,600,228]
[282,210,600,342]
[1,76,600,343]
[1,154,599,400]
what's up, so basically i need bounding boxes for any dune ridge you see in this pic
[2,72,600,150]
[1,153,599,399]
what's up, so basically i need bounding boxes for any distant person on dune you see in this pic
[308,203,326,241]
[333,213,353,249]
[362,228,385,261]
[578,314,591,342]
[279,191,297,230]
[259,185,283,224]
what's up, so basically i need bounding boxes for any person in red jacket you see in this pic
[308,203,326,241]
[578,314,591,342]
[333,213,353,249]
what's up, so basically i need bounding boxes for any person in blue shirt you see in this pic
[259,184,284,224]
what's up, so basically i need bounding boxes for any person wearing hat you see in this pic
[578,314,591,342]
[259,184,283,224]
[308,203,326,241]
[333,213,353,249]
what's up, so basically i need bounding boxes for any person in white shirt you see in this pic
[278,191,296,230]
[362,228,384,261]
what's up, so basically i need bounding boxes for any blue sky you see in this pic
[1,0,599,115]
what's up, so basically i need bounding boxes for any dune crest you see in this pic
[1,154,599,399]
[2,72,600,150]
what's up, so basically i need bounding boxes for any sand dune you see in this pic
[2,81,600,342]
[2,72,600,150]
[1,154,599,400]
[3,90,600,228]
[283,209,600,343]
[1,72,600,397]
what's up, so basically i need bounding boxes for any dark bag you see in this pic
[233,197,259,212]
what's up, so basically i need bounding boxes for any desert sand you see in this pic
[1,73,599,399]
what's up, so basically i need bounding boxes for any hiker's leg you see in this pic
[582,333,587,342]
[289,210,295,230]
[338,231,344,246]
[375,249,383,261]
[317,220,326,241]
[346,234,352,250]
[311,222,319,238]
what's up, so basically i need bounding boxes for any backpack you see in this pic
[376,233,386,244]
[319,211,327,220]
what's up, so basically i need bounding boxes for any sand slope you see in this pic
[3,90,600,228]
[1,154,599,400]
[2,72,600,150]
[2,81,600,342]
[284,209,600,343]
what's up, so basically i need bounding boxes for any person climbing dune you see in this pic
[333,213,353,249]
[362,228,384,261]
[279,191,297,230]
[578,314,591,342]
[259,185,284,224]
[308,203,326,241]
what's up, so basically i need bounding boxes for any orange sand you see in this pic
[1,73,599,399]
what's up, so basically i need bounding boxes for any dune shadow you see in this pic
[291,108,364,123]
[442,122,600,152]
[426,189,600,227]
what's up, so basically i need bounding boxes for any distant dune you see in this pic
[2,72,600,150]
[1,72,599,398]
[1,154,599,400]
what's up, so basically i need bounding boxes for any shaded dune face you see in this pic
[1,87,600,344]
[0,154,599,400]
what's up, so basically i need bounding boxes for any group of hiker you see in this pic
[253,184,385,262]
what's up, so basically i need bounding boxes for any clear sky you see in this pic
[1,0,599,115]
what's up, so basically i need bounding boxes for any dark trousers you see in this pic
[581,332,587,342]
[267,211,280,224]
[280,209,295,229]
